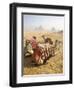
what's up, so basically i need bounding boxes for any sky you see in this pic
[23,14,64,32]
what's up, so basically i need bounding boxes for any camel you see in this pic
[24,37,61,65]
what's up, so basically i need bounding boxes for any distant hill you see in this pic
[57,30,63,34]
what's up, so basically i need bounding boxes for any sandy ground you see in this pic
[23,31,63,75]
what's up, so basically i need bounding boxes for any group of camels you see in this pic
[24,35,62,65]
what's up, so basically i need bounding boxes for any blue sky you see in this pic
[23,14,64,31]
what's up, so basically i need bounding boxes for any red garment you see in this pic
[32,47,42,63]
[30,38,42,64]
[30,38,38,49]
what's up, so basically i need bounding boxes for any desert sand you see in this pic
[23,31,63,75]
